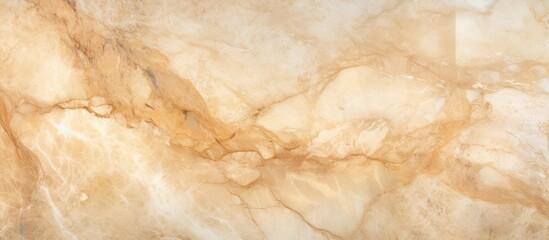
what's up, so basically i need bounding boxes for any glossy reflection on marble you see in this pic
[0,0,548,239]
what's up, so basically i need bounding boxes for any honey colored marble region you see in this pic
[0,0,548,239]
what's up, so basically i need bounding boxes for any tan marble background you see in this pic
[0,0,548,239]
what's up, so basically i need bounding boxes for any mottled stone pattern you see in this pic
[0,0,548,239]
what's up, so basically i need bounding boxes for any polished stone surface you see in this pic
[0,0,548,239]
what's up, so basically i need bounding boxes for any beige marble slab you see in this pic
[0,0,548,239]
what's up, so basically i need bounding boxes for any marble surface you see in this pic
[1,0,549,239]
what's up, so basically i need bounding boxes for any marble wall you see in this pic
[0,0,548,239]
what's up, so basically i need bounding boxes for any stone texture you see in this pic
[0,0,548,239]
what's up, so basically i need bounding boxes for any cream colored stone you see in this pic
[0,0,548,239]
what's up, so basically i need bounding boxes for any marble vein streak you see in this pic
[0,0,548,239]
